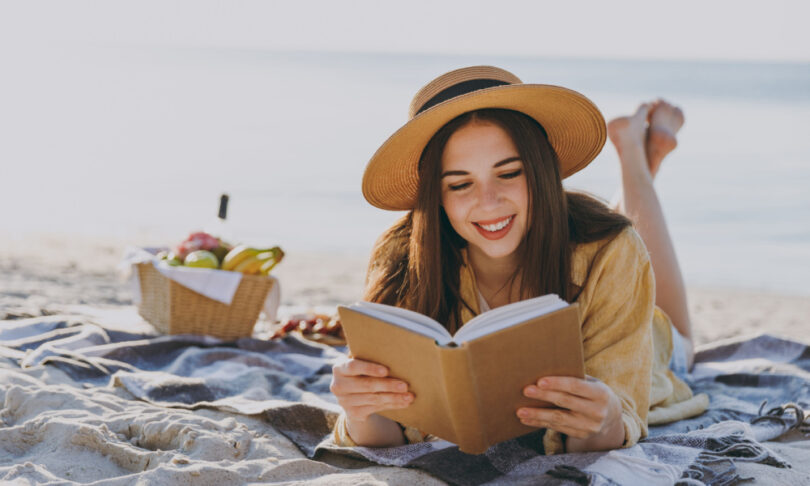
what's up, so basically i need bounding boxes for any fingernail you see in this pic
[403,394,413,401]
[539,379,549,387]
[396,382,407,391]
[377,366,387,376]
[517,409,529,418]
[526,386,538,395]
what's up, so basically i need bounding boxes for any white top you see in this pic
[476,288,492,313]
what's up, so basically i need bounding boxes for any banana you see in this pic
[256,251,275,261]
[259,258,279,275]
[241,252,268,275]
[221,245,258,271]
[221,245,269,271]
[221,244,283,274]
[259,247,285,275]
[231,254,253,272]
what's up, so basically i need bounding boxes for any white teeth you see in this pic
[479,216,513,232]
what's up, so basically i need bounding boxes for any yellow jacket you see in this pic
[334,226,709,453]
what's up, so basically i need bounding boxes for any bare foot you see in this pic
[607,103,651,170]
[646,99,684,178]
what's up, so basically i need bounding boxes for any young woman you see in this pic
[330,66,708,454]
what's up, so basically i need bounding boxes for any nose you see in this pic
[477,179,501,209]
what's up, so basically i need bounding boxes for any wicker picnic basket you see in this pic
[135,262,274,340]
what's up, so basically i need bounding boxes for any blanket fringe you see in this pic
[752,400,810,437]
[675,413,796,486]
[704,437,788,468]
[676,454,753,486]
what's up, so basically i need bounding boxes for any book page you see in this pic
[348,301,454,345]
[463,294,561,330]
[453,294,568,343]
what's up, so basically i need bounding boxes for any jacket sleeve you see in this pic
[543,227,654,454]
[333,412,359,446]
[332,412,429,447]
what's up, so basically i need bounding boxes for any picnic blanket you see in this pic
[1,314,808,485]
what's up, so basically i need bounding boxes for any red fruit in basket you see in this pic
[187,232,220,250]
[325,319,341,334]
[174,241,200,260]
[281,320,298,333]
[174,232,221,259]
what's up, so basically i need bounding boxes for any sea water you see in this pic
[1,46,808,295]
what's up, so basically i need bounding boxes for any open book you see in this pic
[337,294,585,454]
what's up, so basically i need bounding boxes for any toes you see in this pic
[646,101,657,120]
[674,106,685,124]
[653,99,683,117]
[649,99,685,131]
[633,103,651,122]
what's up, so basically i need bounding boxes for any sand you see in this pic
[1,232,809,484]
[0,367,441,485]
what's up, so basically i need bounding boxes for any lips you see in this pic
[473,215,515,240]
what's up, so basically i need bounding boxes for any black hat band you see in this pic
[415,79,511,116]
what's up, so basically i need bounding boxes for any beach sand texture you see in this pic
[1,234,809,484]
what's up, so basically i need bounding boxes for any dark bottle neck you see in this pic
[218,194,229,220]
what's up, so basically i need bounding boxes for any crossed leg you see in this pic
[607,100,694,368]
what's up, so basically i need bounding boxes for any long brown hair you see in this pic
[364,109,631,331]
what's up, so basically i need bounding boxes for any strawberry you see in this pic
[174,232,220,260]
[186,232,220,251]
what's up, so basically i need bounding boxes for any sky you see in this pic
[0,0,808,62]
[0,0,807,295]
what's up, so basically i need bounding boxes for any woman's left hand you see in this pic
[517,375,625,452]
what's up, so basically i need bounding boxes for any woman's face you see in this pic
[440,120,529,263]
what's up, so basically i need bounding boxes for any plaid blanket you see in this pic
[1,315,808,485]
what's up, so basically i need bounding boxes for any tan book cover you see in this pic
[337,298,585,454]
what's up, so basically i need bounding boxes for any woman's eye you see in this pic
[499,169,523,179]
[448,182,472,191]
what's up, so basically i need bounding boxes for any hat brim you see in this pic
[362,84,606,211]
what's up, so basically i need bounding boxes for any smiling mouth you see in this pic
[473,215,515,233]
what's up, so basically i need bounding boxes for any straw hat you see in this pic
[362,65,607,211]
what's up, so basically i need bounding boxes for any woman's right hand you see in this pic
[330,358,413,422]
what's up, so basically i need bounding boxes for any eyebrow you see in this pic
[441,156,522,178]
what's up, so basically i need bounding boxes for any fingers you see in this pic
[533,376,606,400]
[519,376,624,441]
[334,358,388,378]
[340,392,414,410]
[331,375,409,395]
[520,376,608,436]
[331,358,414,421]
[523,385,603,419]
[516,407,601,440]
[332,358,408,395]
[331,379,413,420]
